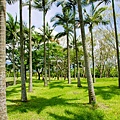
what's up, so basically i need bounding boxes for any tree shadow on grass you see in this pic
[6,80,21,87]
[6,85,21,97]
[95,85,120,100]
[48,109,104,120]
[49,80,72,89]
[7,95,105,120]
[7,95,68,114]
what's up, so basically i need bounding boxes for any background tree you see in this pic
[111,0,120,88]
[84,2,108,82]
[33,0,51,86]
[51,4,74,84]
[6,13,19,85]
[28,0,32,92]
[20,0,27,101]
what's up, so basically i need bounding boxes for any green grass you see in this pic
[6,77,120,120]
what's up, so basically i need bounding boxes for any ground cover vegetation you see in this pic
[6,77,120,120]
[0,0,120,119]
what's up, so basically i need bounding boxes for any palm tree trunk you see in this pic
[28,0,33,92]
[73,5,82,87]
[13,62,16,85]
[43,0,47,86]
[73,5,76,80]
[13,41,16,85]
[67,32,71,84]
[20,0,27,101]
[0,0,7,119]
[48,40,50,82]
[112,0,120,88]
[77,0,96,104]
[77,62,82,87]
[90,28,95,83]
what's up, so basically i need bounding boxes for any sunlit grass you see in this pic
[6,77,120,120]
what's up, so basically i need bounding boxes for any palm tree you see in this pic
[66,0,82,87]
[39,22,54,82]
[77,0,96,104]
[51,6,73,84]
[84,2,108,83]
[111,0,120,88]
[28,0,33,92]
[88,0,120,87]
[0,0,7,119]
[20,0,27,101]
[7,0,27,101]
[33,0,51,86]
[6,13,19,85]
[86,0,120,87]
[22,0,33,92]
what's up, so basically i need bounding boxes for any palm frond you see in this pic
[51,13,64,22]
[52,21,64,28]
[93,7,107,19]
[6,0,18,4]
[54,32,66,40]
[56,0,64,7]
[7,12,14,23]
[22,1,29,7]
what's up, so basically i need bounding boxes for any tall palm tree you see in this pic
[22,0,33,91]
[28,0,33,92]
[0,0,7,119]
[6,13,19,85]
[66,0,82,87]
[84,2,108,83]
[111,0,120,88]
[77,0,96,104]
[88,0,120,87]
[33,0,51,86]
[7,0,27,101]
[20,0,27,101]
[51,6,73,84]
[39,22,54,82]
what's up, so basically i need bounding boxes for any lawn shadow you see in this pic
[6,85,21,97]
[7,95,105,120]
[49,80,72,89]
[6,80,21,87]
[7,95,69,114]
[95,85,120,100]
[48,105,104,120]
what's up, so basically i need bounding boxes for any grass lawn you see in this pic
[6,77,120,120]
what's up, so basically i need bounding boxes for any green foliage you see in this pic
[110,68,118,77]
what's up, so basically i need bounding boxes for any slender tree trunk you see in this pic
[48,40,50,82]
[77,62,82,87]
[28,0,33,92]
[20,0,27,102]
[77,0,96,104]
[12,43,16,85]
[73,5,82,87]
[67,32,71,84]
[38,72,40,80]
[112,0,120,88]
[13,63,16,85]
[90,28,95,83]
[43,0,47,86]
[73,5,76,80]
[12,38,16,85]
[0,0,7,119]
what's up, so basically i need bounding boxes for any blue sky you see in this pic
[6,2,63,33]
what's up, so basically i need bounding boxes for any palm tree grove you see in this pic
[0,0,120,119]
